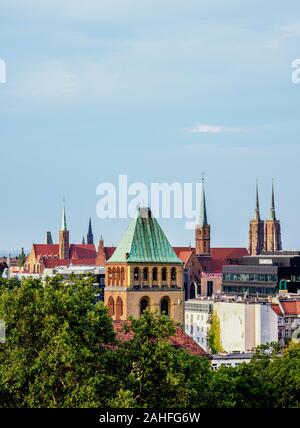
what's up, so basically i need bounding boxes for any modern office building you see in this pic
[222,252,300,296]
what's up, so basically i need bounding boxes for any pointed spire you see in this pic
[270,179,276,220]
[87,217,94,245]
[61,199,67,231]
[88,218,92,235]
[82,236,86,245]
[198,174,208,227]
[255,180,261,221]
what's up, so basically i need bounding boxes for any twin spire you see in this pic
[254,180,277,221]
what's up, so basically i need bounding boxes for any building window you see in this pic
[162,267,167,282]
[143,267,148,281]
[116,296,123,320]
[152,267,158,281]
[134,267,139,282]
[171,267,177,281]
[108,296,115,317]
[140,297,149,315]
[160,297,169,316]
[207,281,213,297]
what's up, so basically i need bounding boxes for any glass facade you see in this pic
[222,285,277,295]
[223,273,277,282]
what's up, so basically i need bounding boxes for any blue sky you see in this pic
[0,0,300,252]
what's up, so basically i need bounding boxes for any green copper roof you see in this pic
[109,208,182,264]
[61,204,67,231]
[198,180,208,227]
[270,180,276,220]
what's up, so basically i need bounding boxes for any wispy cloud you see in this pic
[187,124,259,134]
[280,24,300,39]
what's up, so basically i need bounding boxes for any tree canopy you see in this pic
[0,275,299,408]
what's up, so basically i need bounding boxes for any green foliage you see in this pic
[208,312,224,354]
[0,275,118,408]
[0,275,299,408]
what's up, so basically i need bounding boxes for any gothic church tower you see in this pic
[59,204,70,259]
[248,183,264,255]
[264,182,282,253]
[195,177,211,257]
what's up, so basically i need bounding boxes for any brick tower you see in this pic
[264,181,282,252]
[105,207,184,324]
[59,204,69,259]
[195,177,211,257]
[248,183,264,255]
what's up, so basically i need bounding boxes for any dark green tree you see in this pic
[0,275,119,407]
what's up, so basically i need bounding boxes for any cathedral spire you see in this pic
[87,217,94,245]
[255,181,261,221]
[270,180,276,220]
[199,174,208,227]
[61,201,67,231]
[59,199,69,259]
[195,174,211,256]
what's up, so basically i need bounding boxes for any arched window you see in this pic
[117,267,120,285]
[108,296,115,317]
[171,267,177,281]
[116,296,123,320]
[140,297,149,315]
[160,297,169,316]
[143,267,148,281]
[190,282,196,299]
[112,268,116,286]
[152,267,158,281]
[134,267,140,282]
[120,267,125,285]
[107,268,112,286]
[162,267,167,282]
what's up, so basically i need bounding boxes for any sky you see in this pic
[0,0,300,252]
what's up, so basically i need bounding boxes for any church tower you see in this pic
[264,182,282,253]
[195,177,211,257]
[248,183,264,255]
[87,218,94,245]
[105,208,184,324]
[59,204,69,259]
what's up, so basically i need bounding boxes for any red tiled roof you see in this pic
[42,258,97,268]
[104,247,116,261]
[33,244,59,256]
[174,247,194,265]
[272,301,300,316]
[271,304,282,316]
[208,248,249,273]
[113,321,208,357]
[172,246,248,273]
[280,301,300,315]
[69,244,96,259]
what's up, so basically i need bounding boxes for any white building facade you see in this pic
[185,298,278,353]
